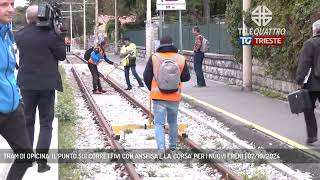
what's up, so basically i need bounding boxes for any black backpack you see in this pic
[84,47,94,61]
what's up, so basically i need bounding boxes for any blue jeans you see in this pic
[153,100,180,150]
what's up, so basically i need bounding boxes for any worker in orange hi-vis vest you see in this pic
[143,36,190,154]
[65,37,71,52]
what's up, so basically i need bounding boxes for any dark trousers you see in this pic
[0,103,34,180]
[124,66,143,88]
[66,45,70,52]
[21,90,55,163]
[88,64,102,91]
[193,52,206,86]
[303,91,320,138]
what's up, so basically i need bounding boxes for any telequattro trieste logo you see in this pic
[239,6,286,46]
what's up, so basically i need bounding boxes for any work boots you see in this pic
[306,137,318,145]
[99,89,107,93]
[38,163,51,173]
[92,90,102,94]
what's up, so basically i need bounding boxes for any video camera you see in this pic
[36,2,67,35]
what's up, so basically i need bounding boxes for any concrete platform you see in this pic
[0,109,58,180]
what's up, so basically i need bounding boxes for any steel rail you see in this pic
[69,53,306,180]
[69,54,242,180]
[100,69,243,180]
[66,57,141,180]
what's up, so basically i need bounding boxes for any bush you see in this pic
[226,0,320,79]
[57,66,84,178]
[56,67,78,122]
[105,20,123,42]
[226,0,243,62]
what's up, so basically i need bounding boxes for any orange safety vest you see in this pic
[150,52,185,101]
[64,37,71,45]
[87,46,105,65]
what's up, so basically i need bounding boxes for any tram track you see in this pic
[66,54,242,180]
[66,57,140,180]
[65,52,316,180]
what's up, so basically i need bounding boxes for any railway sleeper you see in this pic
[112,123,188,140]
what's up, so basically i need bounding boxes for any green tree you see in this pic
[99,0,226,29]
[226,0,320,79]
[13,6,27,31]
[99,0,157,29]
[203,0,210,22]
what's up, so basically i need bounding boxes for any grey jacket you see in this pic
[296,34,320,91]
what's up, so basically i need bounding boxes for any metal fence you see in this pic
[123,17,233,55]
[122,30,146,48]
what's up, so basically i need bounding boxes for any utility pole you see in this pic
[159,11,163,38]
[95,0,98,44]
[69,2,73,50]
[242,0,252,91]
[83,0,86,49]
[61,2,95,49]
[146,0,152,59]
[178,10,183,54]
[114,0,118,54]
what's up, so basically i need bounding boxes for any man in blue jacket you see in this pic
[87,43,116,94]
[0,0,34,179]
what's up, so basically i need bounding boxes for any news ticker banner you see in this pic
[0,149,319,163]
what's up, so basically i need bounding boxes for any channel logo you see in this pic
[239,36,285,46]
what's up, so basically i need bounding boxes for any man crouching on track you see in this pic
[143,36,190,154]
[87,42,117,94]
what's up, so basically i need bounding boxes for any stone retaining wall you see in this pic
[135,46,298,95]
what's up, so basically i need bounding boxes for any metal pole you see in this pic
[83,0,86,49]
[163,11,165,36]
[146,0,152,59]
[69,2,73,50]
[159,11,163,38]
[242,0,252,91]
[179,10,183,54]
[114,0,118,54]
[95,0,98,44]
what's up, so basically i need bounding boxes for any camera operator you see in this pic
[15,5,66,173]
